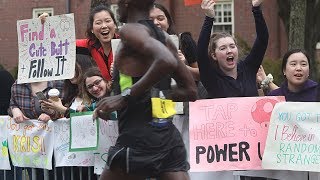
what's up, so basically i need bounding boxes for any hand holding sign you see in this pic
[11,108,30,123]
[201,0,216,18]
[39,12,49,24]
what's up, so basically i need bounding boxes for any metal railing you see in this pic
[0,166,99,180]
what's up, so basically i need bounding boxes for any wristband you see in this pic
[260,74,273,89]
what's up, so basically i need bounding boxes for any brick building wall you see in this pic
[0,0,90,70]
[69,0,91,41]
[167,0,288,60]
[0,0,68,70]
[0,0,287,71]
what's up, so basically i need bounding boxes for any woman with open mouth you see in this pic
[76,5,118,82]
[40,5,118,81]
[197,0,268,98]
[268,49,318,102]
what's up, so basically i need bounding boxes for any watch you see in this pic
[121,88,131,100]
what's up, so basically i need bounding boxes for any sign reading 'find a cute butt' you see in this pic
[16,14,76,84]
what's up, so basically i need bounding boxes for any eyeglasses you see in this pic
[86,79,103,90]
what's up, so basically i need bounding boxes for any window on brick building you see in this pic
[110,4,124,28]
[212,0,234,35]
[32,8,54,18]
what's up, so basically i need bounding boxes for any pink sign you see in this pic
[189,96,285,172]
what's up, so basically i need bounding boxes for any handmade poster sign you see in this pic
[262,102,320,172]
[7,118,54,169]
[94,119,118,175]
[16,13,76,83]
[69,112,99,151]
[189,96,285,172]
[0,116,10,170]
[54,118,94,167]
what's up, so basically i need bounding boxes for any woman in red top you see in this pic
[76,5,118,81]
[41,5,118,80]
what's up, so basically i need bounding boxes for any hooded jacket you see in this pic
[268,79,318,102]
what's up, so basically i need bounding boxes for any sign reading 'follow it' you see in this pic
[189,96,285,172]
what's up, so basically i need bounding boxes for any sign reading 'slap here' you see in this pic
[189,96,285,172]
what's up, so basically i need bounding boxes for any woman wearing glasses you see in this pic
[40,55,96,118]
[83,67,112,101]
[41,66,111,118]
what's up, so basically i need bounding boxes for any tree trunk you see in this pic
[277,0,290,36]
[305,0,320,80]
[278,0,320,80]
[91,0,111,10]
[288,0,306,50]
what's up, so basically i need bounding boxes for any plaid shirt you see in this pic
[9,80,64,119]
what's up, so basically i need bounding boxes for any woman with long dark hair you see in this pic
[76,5,118,81]
[40,5,118,81]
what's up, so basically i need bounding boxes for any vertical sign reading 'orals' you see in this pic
[262,102,320,172]
[189,96,285,172]
[16,13,76,84]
